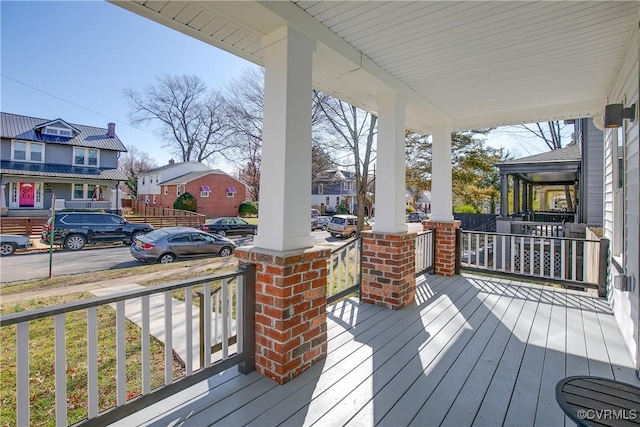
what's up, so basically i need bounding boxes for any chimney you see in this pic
[107,122,116,138]
[169,159,175,164]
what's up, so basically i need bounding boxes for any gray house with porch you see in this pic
[0,112,127,215]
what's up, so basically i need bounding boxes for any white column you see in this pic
[253,26,316,251]
[373,93,408,234]
[0,184,7,210]
[430,123,454,222]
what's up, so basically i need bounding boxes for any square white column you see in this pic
[374,93,408,233]
[430,123,454,222]
[253,26,316,252]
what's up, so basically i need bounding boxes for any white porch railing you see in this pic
[327,238,361,304]
[415,229,435,274]
[0,265,255,427]
[459,230,608,293]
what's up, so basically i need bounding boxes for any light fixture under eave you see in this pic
[604,102,637,128]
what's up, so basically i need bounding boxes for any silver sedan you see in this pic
[130,227,236,264]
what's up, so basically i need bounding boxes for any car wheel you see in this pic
[322,225,328,231]
[0,242,17,256]
[218,230,227,237]
[219,247,233,257]
[349,231,357,238]
[129,231,144,244]
[64,234,86,251]
[158,253,175,264]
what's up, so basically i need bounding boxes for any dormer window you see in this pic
[74,147,99,167]
[44,126,73,137]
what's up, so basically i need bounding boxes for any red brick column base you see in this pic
[234,246,331,384]
[361,232,416,310]
[424,220,461,277]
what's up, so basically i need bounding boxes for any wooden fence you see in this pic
[0,217,47,237]
[133,201,206,219]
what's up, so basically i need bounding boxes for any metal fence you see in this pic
[415,229,435,274]
[327,238,362,304]
[0,266,255,426]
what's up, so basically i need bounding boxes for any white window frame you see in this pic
[612,125,625,258]
[343,182,349,191]
[201,191,210,198]
[43,126,73,137]
[227,191,235,198]
[177,186,182,197]
[11,140,45,163]
[152,195,157,205]
[74,147,100,167]
[318,183,324,194]
[71,183,98,200]
[163,186,168,195]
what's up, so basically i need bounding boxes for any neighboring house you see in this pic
[406,189,431,212]
[137,161,247,217]
[312,169,357,214]
[0,112,127,214]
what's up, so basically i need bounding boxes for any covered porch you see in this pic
[118,272,638,426]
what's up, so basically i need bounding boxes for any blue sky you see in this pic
[1,1,552,171]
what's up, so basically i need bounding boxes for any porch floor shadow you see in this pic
[116,273,639,427]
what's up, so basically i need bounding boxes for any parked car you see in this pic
[327,214,371,238]
[0,234,31,256]
[130,227,236,263]
[311,216,331,231]
[311,208,320,218]
[41,212,154,251]
[198,217,257,237]
[408,211,428,223]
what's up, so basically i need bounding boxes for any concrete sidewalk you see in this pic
[90,284,237,372]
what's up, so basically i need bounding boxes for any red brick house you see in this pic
[137,163,247,218]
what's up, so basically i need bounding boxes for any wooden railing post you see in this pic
[598,238,610,298]
[238,263,255,374]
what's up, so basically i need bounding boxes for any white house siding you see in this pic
[605,20,639,370]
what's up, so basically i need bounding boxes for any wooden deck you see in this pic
[117,273,639,427]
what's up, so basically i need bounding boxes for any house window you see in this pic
[177,186,182,197]
[326,197,330,206]
[142,177,146,186]
[318,183,324,194]
[227,186,237,198]
[71,183,97,200]
[200,185,211,198]
[74,147,99,167]
[613,126,625,257]
[12,141,44,163]
[152,195,156,205]
[343,182,349,191]
[44,126,72,137]
[163,186,168,195]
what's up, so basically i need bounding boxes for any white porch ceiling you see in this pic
[112,1,639,134]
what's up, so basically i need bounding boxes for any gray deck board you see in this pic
[113,273,640,427]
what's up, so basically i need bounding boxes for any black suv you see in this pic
[41,212,154,251]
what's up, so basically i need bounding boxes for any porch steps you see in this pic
[90,284,237,372]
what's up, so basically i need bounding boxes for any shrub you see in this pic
[173,193,198,212]
[336,200,349,214]
[239,201,258,216]
[455,204,479,214]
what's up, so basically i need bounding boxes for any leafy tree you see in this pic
[406,130,507,213]
[313,91,376,233]
[117,145,157,198]
[125,74,232,163]
[173,192,197,212]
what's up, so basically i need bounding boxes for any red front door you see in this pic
[19,182,35,207]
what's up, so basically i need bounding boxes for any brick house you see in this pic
[137,162,247,218]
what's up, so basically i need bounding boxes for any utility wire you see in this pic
[1,73,154,135]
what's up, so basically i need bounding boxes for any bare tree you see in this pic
[124,74,231,164]
[313,92,377,232]
[516,121,575,211]
[224,67,335,201]
[117,145,157,198]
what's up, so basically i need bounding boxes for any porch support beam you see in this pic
[430,123,454,222]
[513,177,520,215]
[522,181,528,212]
[500,173,509,217]
[252,25,316,252]
[373,92,408,233]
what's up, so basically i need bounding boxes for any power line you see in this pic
[1,73,154,135]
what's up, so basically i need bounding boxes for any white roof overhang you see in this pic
[111,1,639,134]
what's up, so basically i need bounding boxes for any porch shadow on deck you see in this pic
[117,273,639,426]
